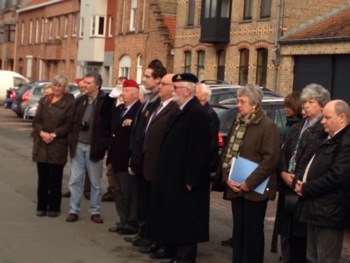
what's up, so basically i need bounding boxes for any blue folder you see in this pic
[228,156,269,194]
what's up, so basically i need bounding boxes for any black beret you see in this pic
[172,73,198,84]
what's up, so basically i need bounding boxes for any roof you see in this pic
[27,0,48,6]
[280,6,350,44]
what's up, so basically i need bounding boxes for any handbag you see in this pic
[284,187,299,214]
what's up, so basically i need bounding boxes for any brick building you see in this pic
[16,0,80,82]
[112,0,176,83]
[173,0,350,95]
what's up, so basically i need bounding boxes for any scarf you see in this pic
[222,109,261,173]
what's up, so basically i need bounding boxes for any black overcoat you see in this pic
[147,97,211,244]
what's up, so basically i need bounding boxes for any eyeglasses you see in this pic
[160,82,174,87]
[236,99,249,105]
[174,85,187,90]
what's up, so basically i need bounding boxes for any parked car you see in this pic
[200,81,283,105]
[214,98,286,155]
[23,86,112,121]
[0,70,29,105]
[11,82,38,117]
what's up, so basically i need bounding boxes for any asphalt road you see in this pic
[0,107,348,263]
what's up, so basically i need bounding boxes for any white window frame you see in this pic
[29,20,33,44]
[35,19,39,44]
[136,55,143,83]
[90,15,106,37]
[72,13,77,36]
[56,17,60,38]
[108,15,113,37]
[21,22,24,45]
[40,18,45,43]
[129,0,137,31]
[79,17,84,37]
[119,55,131,79]
[49,18,53,39]
[64,15,68,37]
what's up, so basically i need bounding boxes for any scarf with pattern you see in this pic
[222,109,261,173]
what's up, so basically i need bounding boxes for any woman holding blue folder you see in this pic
[221,84,280,263]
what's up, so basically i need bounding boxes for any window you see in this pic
[184,51,192,73]
[91,15,105,36]
[21,22,24,45]
[40,19,45,43]
[197,51,205,81]
[4,24,15,42]
[260,0,271,19]
[187,0,195,26]
[108,15,113,37]
[136,55,143,83]
[119,55,131,78]
[130,0,137,31]
[72,13,78,36]
[49,18,53,39]
[64,15,68,37]
[0,26,4,44]
[221,0,231,18]
[56,17,60,38]
[243,0,253,20]
[79,17,84,37]
[217,50,226,81]
[204,0,217,18]
[29,20,33,44]
[239,49,249,85]
[35,19,39,43]
[256,48,268,87]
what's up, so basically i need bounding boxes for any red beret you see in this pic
[123,79,139,89]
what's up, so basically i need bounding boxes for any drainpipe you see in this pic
[272,0,282,92]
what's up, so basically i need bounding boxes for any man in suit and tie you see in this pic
[137,74,179,258]
[104,79,142,235]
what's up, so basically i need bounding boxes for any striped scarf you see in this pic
[222,109,260,173]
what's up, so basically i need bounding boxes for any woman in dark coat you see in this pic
[221,84,280,263]
[277,83,330,263]
[32,74,75,217]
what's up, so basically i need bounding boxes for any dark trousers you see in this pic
[37,162,64,213]
[138,175,152,237]
[113,170,138,231]
[173,243,198,263]
[232,197,268,263]
[289,235,307,263]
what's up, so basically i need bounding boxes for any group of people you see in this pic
[31,59,219,263]
[30,59,350,263]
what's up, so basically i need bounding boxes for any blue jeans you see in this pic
[69,142,103,215]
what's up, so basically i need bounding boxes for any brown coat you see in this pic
[222,110,280,201]
[32,94,75,165]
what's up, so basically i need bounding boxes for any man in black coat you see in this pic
[196,83,220,174]
[104,79,141,235]
[295,100,350,263]
[147,73,211,263]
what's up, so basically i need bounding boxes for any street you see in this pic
[0,107,349,263]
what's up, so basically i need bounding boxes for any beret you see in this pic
[172,73,198,84]
[123,79,139,89]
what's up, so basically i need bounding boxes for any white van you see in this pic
[0,70,29,105]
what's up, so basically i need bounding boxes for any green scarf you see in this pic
[222,109,261,173]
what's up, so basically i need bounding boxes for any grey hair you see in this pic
[334,100,350,123]
[183,82,197,94]
[237,84,263,107]
[197,83,212,102]
[85,71,103,88]
[52,74,68,91]
[301,83,331,107]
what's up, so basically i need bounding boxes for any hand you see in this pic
[280,171,295,188]
[109,86,122,98]
[226,180,241,193]
[295,180,303,197]
[240,182,250,192]
[40,131,54,144]
[128,167,135,175]
[186,184,192,191]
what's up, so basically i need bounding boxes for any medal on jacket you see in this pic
[145,111,149,117]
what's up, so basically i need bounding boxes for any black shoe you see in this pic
[124,235,140,242]
[139,242,160,254]
[36,210,46,217]
[117,228,138,235]
[48,211,60,217]
[221,237,233,247]
[132,238,152,247]
[149,247,174,259]
[62,191,71,198]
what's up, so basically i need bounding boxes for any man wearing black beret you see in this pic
[147,73,211,263]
